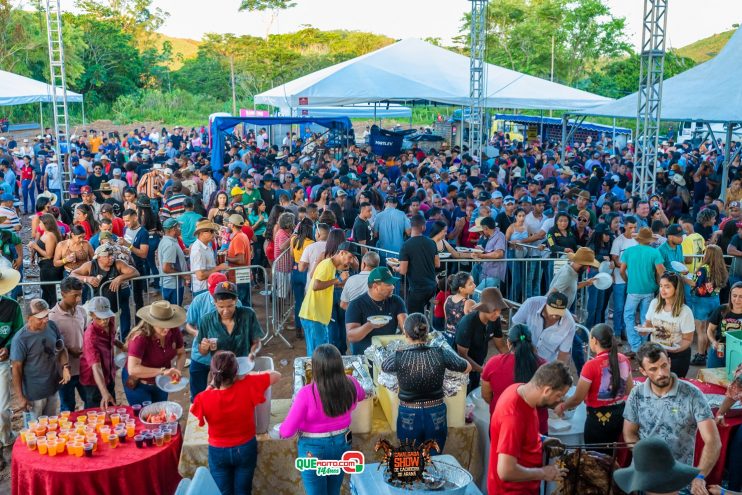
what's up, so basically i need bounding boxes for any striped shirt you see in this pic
[0,206,20,231]
[161,194,187,219]
[137,170,164,199]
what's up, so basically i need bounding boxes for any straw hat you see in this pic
[136,301,186,329]
[0,267,20,295]
[194,219,219,234]
[671,174,686,187]
[37,190,58,206]
[634,227,655,245]
[469,217,484,233]
[566,247,600,268]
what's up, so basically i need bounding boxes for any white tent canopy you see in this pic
[255,38,610,111]
[297,104,411,118]
[0,69,83,106]
[576,28,742,123]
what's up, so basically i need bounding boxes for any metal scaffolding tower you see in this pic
[468,0,487,157]
[632,0,668,197]
[45,0,71,194]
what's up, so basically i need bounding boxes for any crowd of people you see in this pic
[0,124,741,494]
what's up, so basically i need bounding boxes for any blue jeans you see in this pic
[82,382,115,409]
[189,359,211,401]
[237,283,252,308]
[525,259,544,299]
[297,433,350,495]
[328,287,347,355]
[301,318,328,357]
[572,327,588,375]
[146,233,161,288]
[209,437,258,495]
[612,284,627,339]
[728,425,742,490]
[291,269,307,332]
[122,367,168,405]
[111,287,132,340]
[508,251,523,302]
[58,375,84,412]
[585,267,610,329]
[21,178,35,213]
[161,285,184,306]
[624,293,654,352]
[397,403,447,454]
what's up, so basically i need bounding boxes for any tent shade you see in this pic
[256,39,610,111]
[210,116,352,174]
[296,104,412,118]
[0,70,82,106]
[575,28,742,123]
[494,114,632,135]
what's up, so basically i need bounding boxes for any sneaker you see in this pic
[690,353,707,366]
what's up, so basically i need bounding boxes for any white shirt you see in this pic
[610,234,637,284]
[45,162,63,189]
[299,241,327,290]
[108,178,127,202]
[340,271,371,304]
[190,239,216,294]
[511,296,576,362]
[524,211,547,257]
[644,302,695,351]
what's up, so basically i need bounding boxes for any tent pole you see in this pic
[39,102,43,131]
[612,118,616,154]
[721,124,733,203]
[539,110,544,143]
[82,101,86,127]
[560,114,568,167]
[460,106,464,149]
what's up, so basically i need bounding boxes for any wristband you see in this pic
[695,474,705,480]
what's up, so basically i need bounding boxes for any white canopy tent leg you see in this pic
[39,102,44,131]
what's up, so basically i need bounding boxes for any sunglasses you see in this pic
[578,217,589,223]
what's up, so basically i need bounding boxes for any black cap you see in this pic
[666,224,684,236]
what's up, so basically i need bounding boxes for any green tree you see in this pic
[239,0,297,40]
[75,0,169,49]
[69,15,145,104]
[580,51,696,99]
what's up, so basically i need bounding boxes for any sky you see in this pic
[55,0,742,50]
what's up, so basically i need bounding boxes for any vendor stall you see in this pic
[178,399,482,495]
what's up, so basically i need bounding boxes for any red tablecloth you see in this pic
[12,406,183,495]
[626,377,742,485]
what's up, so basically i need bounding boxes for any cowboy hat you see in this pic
[194,219,219,234]
[671,174,686,187]
[136,300,186,329]
[469,217,485,233]
[613,437,699,493]
[566,247,600,268]
[634,227,655,244]
[471,287,509,313]
[0,267,20,295]
[37,190,58,205]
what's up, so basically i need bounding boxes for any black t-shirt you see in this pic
[694,222,713,241]
[708,306,742,342]
[455,311,502,366]
[345,293,406,356]
[399,235,437,291]
[382,345,468,402]
[495,211,514,232]
[351,217,373,257]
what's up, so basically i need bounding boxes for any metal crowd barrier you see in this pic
[16,279,96,318]
[269,248,294,349]
[96,265,272,341]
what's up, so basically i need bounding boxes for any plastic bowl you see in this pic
[593,272,613,290]
[139,401,183,429]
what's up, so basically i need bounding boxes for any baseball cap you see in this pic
[29,299,50,319]
[730,201,741,209]
[666,224,684,236]
[368,267,399,285]
[230,186,245,196]
[545,292,568,317]
[477,192,490,201]
[112,168,122,176]
[208,273,228,295]
[162,218,180,230]
[519,196,533,204]
[336,189,348,197]
[0,193,14,202]
[492,191,503,199]
[80,185,93,195]
[227,214,245,226]
[84,297,116,319]
[503,195,515,205]
[213,281,238,297]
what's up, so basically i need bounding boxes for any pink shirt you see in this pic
[279,376,365,437]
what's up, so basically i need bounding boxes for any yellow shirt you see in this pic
[682,233,705,272]
[89,136,102,153]
[291,237,314,263]
[298,257,337,324]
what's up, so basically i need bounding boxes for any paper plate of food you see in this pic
[155,374,189,393]
[114,352,127,369]
[671,261,689,274]
[237,356,255,376]
[386,257,400,266]
[634,326,655,336]
[438,251,452,259]
[368,315,392,326]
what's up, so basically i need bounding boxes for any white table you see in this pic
[547,385,586,446]
[468,387,491,494]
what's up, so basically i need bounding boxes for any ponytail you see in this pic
[508,324,539,383]
[592,324,621,398]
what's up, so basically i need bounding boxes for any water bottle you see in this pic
[22,410,36,429]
